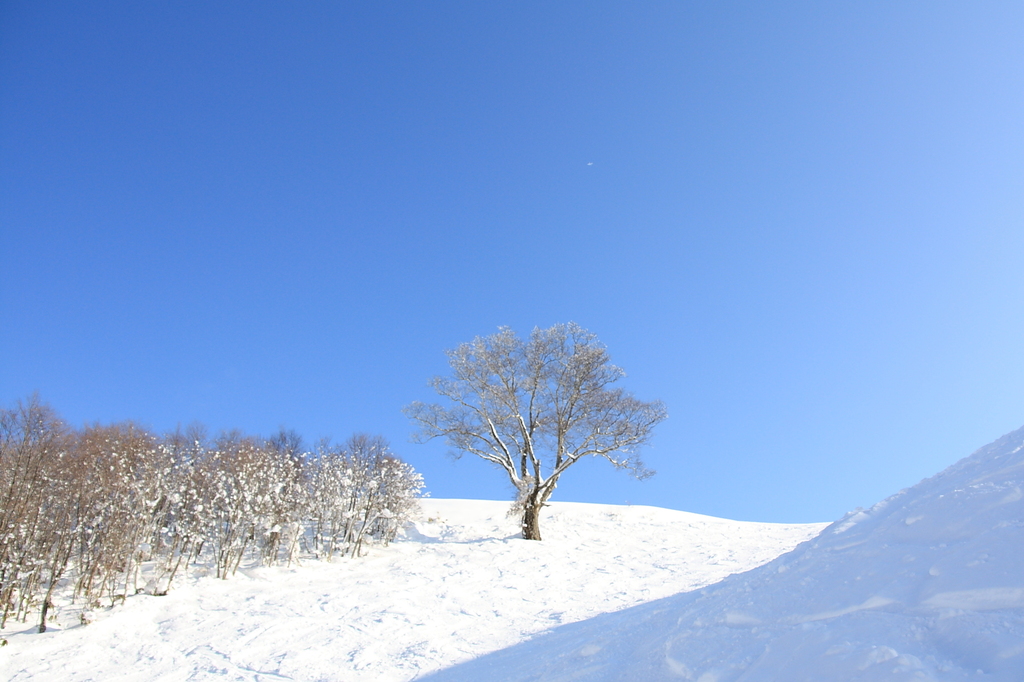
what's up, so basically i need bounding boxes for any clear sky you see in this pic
[2,2,1022,523]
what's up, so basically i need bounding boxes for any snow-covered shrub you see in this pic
[0,397,76,632]
[306,435,422,558]
[71,422,170,605]
[306,439,352,560]
[0,397,425,628]
[193,434,290,578]
[149,425,208,595]
[368,454,424,546]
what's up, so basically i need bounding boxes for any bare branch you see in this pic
[405,323,666,540]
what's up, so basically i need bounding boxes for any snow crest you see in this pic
[425,425,1024,681]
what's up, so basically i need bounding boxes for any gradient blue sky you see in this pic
[3,2,1022,523]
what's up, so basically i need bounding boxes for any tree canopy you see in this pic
[405,323,667,540]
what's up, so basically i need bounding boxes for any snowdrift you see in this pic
[425,426,1024,681]
[0,499,822,681]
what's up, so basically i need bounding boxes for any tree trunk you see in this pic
[521,501,542,540]
[38,598,51,633]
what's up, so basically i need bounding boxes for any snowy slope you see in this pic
[425,426,1024,682]
[0,499,823,681]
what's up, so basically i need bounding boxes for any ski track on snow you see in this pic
[0,499,824,682]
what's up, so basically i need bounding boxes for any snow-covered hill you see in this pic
[0,499,823,681]
[426,425,1024,681]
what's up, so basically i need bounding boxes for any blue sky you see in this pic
[2,2,1022,523]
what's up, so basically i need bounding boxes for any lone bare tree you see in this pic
[405,323,667,540]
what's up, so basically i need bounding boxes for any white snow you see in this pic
[0,499,823,681]
[9,425,1023,681]
[425,425,1024,681]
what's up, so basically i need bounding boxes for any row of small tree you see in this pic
[0,397,423,633]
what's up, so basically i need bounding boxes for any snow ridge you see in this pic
[425,425,1024,681]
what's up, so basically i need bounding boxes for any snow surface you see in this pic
[425,425,1024,681]
[0,499,823,681]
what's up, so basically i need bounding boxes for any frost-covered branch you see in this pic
[405,323,666,540]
